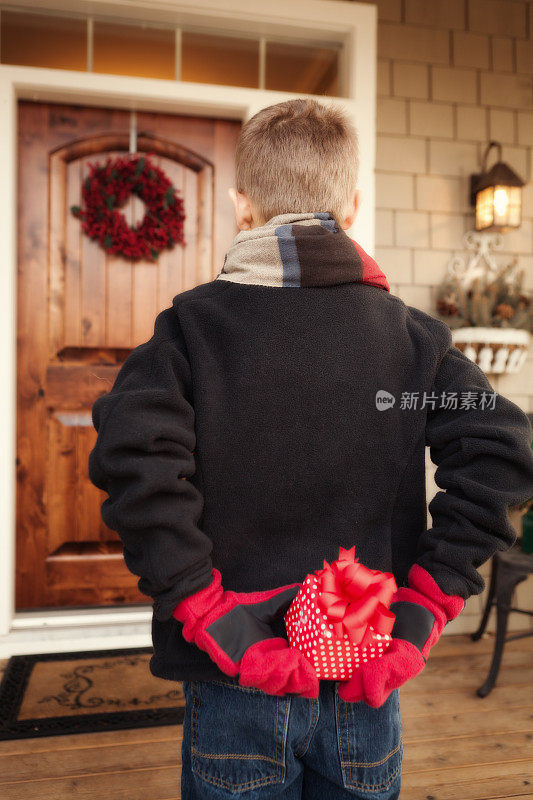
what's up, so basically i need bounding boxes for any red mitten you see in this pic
[238,638,320,696]
[338,564,465,707]
[173,568,319,698]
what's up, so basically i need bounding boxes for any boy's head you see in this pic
[229,98,360,232]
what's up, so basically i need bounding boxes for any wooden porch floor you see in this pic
[0,632,531,799]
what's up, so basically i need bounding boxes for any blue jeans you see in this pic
[180,676,403,799]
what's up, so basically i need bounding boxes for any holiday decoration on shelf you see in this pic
[284,546,397,681]
[70,153,186,262]
[436,258,533,332]
[435,232,532,375]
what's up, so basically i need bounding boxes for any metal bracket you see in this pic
[446,230,513,289]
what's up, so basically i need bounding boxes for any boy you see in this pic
[88,99,533,800]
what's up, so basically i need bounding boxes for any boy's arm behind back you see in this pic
[88,308,214,622]
[419,342,533,603]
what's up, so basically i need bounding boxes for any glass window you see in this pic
[265,41,340,96]
[93,21,175,79]
[0,10,344,97]
[181,31,259,89]
[1,10,87,70]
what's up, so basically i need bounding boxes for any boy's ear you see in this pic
[339,190,361,231]
[228,187,255,231]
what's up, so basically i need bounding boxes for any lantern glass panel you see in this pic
[475,186,494,231]
[476,184,522,231]
[506,186,521,228]
[492,186,511,223]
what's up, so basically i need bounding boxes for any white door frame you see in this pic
[0,0,376,657]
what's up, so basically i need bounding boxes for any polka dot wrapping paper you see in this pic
[284,546,398,680]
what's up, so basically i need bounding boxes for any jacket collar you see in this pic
[215,212,389,291]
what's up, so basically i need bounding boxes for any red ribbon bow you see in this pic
[315,546,397,649]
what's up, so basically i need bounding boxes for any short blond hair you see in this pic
[235,98,359,225]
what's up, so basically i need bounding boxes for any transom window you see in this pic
[0,7,344,96]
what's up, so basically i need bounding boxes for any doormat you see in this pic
[0,647,185,741]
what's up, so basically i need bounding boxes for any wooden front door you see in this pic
[16,100,240,611]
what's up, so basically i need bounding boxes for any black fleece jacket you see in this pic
[88,278,533,682]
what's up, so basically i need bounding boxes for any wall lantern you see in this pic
[470,141,525,233]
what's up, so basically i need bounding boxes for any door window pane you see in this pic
[181,32,259,89]
[266,41,340,96]
[1,11,86,70]
[93,21,175,79]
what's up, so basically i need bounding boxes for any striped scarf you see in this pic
[215,212,390,291]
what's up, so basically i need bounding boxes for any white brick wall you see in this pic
[345,0,533,632]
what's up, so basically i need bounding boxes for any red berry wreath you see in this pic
[71,153,186,262]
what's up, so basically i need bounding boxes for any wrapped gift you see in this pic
[284,546,398,680]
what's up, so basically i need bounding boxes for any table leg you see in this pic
[472,556,498,642]
[477,568,526,698]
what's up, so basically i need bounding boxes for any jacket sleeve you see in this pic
[88,307,214,622]
[418,343,533,602]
